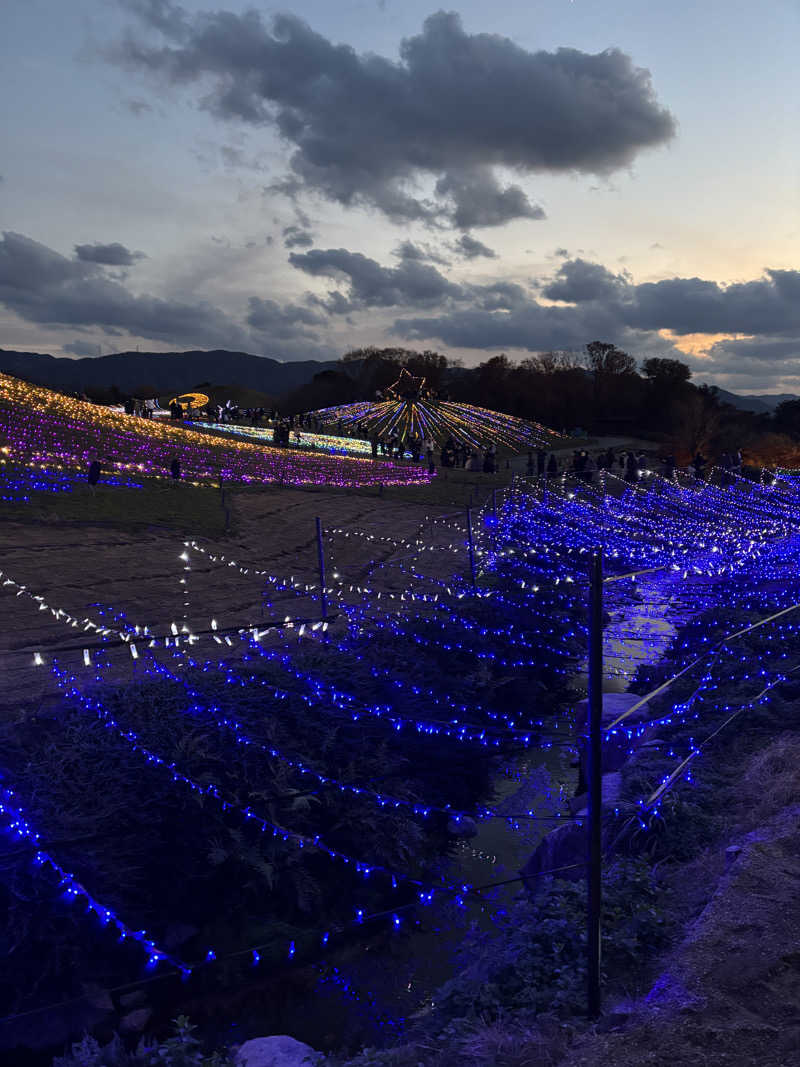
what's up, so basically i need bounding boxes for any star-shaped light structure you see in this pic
[307,374,560,452]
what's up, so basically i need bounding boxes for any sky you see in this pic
[0,0,798,392]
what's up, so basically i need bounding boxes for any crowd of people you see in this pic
[525,446,745,484]
[123,397,155,418]
[113,396,749,485]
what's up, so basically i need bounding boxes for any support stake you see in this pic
[315,517,328,619]
[466,507,477,589]
[587,549,603,1018]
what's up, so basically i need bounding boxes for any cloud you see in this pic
[74,241,147,266]
[289,246,463,312]
[111,7,675,228]
[542,257,628,303]
[0,230,249,349]
[435,169,545,228]
[282,225,315,249]
[246,296,325,338]
[393,240,451,266]
[471,281,530,311]
[395,299,619,352]
[625,271,800,336]
[392,257,800,388]
[454,233,497,260]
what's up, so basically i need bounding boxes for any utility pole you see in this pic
[587,550,604,1017]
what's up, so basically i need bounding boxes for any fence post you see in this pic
[587,550,604,1018]
[315,517,328,619]
[492,488,498,521]
[466,507,477,589]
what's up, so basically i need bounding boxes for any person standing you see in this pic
[536,448,547,477]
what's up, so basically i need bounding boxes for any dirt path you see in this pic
[0,484,468,715]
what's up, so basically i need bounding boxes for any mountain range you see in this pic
[0,348,338,397]
[0,348,795,413]
[710,388,796,414]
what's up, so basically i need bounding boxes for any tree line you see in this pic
[285,342,798,463]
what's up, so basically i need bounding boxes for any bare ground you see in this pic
[559,735,800,1067]
[0,478,481,715]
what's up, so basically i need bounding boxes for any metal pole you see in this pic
[315,517,328,619]
[466,507,477,589]
[492,488,498,520]
[587,550,603,1018]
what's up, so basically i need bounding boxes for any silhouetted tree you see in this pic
[772,398,800,439]
[641,357,692,388]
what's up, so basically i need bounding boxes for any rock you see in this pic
[446,815,478,837]
[118,1007,152,1034]
[118,989,148,1010]
[236,1035,324,1067]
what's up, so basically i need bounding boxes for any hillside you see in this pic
[0,348,338,397]
[0,372,428,489]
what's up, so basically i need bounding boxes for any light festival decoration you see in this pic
[0,456,144,502]
[50,660,476,900]
[0,374,430,489]
[7,458,800,1004]
[167,392,210,411]
[192,420,375,458]
[0,783,187,975]
[306,368,560,450]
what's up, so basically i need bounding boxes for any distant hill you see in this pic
[741,392,797,411]
[0,348,338,398]
[712,387,796,414]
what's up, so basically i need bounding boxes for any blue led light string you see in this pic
[49,660,479,903]
[116,642,578,823]
[0,782,187,975]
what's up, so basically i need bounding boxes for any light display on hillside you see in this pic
[168,392,210,411]
[306,369,559,451]
[0,374,430,489]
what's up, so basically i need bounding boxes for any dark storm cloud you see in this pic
[472,281,530,310]
[282,225,315,249]
[74,241,146,266]
[454,234,497,260]
[435,169,545,228]
[0,231,249,349]
[289,247,464,312]
[542,257,628,303]
[111,7,675,227]
[395,299,620,352]
[392,258,800,374]
[625,271,800,335]
[246,296,325,338]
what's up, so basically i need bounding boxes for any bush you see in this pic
[53,1016,233,1067]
